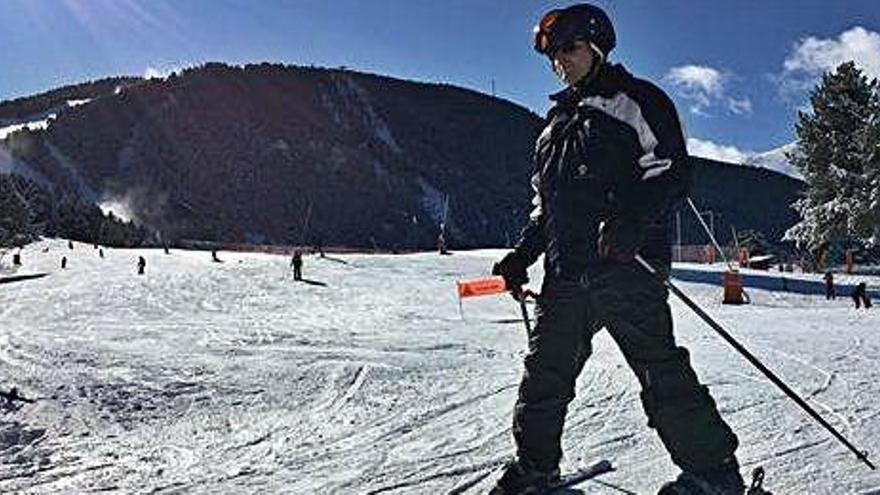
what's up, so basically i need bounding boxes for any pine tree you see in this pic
[0,175,41,248]
[785,62,880,251]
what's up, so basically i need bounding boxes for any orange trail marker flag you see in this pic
[455,276,509,320]
[457,277,508,299]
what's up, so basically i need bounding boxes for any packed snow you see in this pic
[1,240,879,494]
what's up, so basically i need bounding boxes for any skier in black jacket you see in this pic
[291,250,303,281]
[490,4,742,494]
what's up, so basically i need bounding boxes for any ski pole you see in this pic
[634,254,875,470]
[518,293,532,335]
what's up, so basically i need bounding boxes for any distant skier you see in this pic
[823,271,836,300]
[164,244,170,255]
[489,5,742,494]
[61,256,67,269]
[211,249,222,263]
[68,240,74,250]
[852,282,872,309]
[137,256,146,275]
[291,250,303,281]
[12,251,21,266]
[99,248,105,259]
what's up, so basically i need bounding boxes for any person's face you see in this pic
[551,40,595,86]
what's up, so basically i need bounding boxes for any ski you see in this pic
[549,459,614,491]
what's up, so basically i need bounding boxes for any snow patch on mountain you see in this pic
[744,143,802,180]
[66,98,92,108]
[0,99,92,140]
[688,138,802,180]
[0,115,55,139]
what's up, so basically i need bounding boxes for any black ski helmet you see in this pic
[533,4,616,61]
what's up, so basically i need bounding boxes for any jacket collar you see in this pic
[549,63,626,106]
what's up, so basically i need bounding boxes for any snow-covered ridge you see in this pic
[744,143,802,180]
[688,138,802,180]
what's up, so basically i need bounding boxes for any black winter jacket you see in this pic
[515,63,690,280]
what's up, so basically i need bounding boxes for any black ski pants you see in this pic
[513,262,739,473]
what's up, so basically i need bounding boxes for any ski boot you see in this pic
[489,459,560,495]
[658,457,745,494]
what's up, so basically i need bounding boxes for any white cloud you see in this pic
[784,26,880,79]
[666,65,721,114]
[667,65,724,96]
[665,65,752,116]
[727,97,752,115]
[778,26,880,105]
[687,138,751,164]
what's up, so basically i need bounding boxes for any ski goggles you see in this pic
[533,9,583,57]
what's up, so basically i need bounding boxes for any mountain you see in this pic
[1,63,538,249]
[744,143,801,180]
[0,62,805,250]
[686,156,803,247]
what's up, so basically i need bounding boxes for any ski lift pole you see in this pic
[635,254,875,470]
[686,197,735,271]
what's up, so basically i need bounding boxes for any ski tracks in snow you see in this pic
[4,244,880,493]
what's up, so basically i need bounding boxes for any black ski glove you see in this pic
[492,251,530,290]
[597,218,645,263]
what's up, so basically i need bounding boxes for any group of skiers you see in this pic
[824,271,873,308]
[33,241,317,279]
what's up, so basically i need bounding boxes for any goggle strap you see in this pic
[588,41,606,63]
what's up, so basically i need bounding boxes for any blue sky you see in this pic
[1,0,879,162]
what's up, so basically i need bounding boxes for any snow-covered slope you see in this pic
[1,241,878,493]
[0,99,94,140]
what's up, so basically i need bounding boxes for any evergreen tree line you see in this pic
[786,61,880,261]
[0,76,138,123]
[0,173,153,249]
